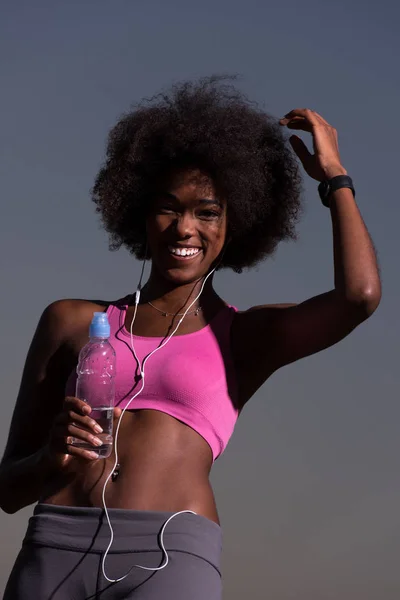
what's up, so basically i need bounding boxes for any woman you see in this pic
[0,77,381,599]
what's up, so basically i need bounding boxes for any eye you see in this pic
[157,205,175,214]
[199,210,220,219]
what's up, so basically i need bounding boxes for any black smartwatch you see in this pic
[318,175,355,208]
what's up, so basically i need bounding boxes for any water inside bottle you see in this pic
[71,406,114,458]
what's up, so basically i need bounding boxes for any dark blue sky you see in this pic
[1,2,399,598]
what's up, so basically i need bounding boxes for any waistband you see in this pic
[24,503,222,572]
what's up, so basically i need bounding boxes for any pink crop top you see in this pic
[65,299,240,460]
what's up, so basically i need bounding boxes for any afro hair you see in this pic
[92,76,302,273]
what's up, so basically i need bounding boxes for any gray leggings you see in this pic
[4,503,222,599]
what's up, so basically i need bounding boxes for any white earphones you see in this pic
[100,255,220,583]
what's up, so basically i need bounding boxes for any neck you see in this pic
[139,264,218,311]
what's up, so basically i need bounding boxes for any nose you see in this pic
[174,213,196,239]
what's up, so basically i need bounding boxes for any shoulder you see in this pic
[38,298,112,343]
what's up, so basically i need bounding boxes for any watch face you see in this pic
[319,181,330,198]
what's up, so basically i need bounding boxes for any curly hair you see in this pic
[92,76,302,273]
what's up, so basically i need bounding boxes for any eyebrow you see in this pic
[160,192,222,207]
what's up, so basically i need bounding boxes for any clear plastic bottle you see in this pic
[72,312,116,458]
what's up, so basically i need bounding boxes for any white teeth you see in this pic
[168,246,200,257]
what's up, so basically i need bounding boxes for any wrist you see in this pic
[322,165,347,180]
[38,445,62,478]
[318,174,355,208]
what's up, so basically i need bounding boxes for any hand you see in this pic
[45,396,122,470]
[279,109,347,181]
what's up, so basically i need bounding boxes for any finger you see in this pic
[64,396,92,416]
[289,135,313,165]
[56,410,103,434]
[283,108,320,121]
[284,119,313,133]
[279,115,304,124]
[64,446,99,461]
[52,423,103,450]
[113,407,122,420]
[280,114,313,133]
[280,109,316,125]
[43,444,97,469]
[67,424,104,448]
[281,109,331,128]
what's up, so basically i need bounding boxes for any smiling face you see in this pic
[146,168,228,285]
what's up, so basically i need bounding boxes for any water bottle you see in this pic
[72,312,116,458]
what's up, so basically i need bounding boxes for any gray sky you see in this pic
[1,1,399,598]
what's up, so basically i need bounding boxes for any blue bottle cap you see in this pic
[89,312,110,338]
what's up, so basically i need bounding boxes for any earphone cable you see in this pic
[100,260,219,583]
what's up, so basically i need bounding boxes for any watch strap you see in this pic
[318,175,355,207]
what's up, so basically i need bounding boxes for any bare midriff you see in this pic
[40,410,220,525]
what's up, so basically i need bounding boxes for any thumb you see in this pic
[113,407,122,420]
[289,135,312,166]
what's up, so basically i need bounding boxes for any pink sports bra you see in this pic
[65,299,240,460]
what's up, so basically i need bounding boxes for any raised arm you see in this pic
[237,108,381,376]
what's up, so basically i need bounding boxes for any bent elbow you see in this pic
[360,285,382,317]
[0,470,22,514]
[0,497,19,515]
[346,285,382,321]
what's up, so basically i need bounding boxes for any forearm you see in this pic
[329,187,381,315]
[0,447,57,514]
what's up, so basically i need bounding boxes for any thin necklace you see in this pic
[147,300,202,317]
